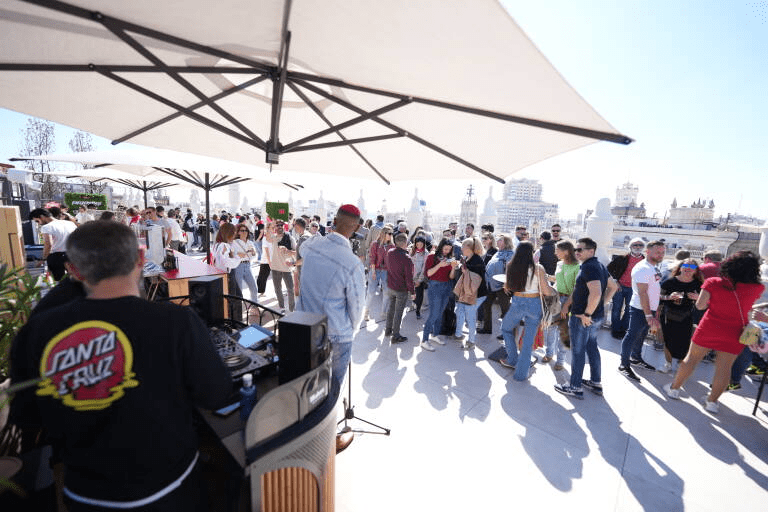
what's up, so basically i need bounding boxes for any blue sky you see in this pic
[1,1,766,220]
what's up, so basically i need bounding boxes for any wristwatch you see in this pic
[583,312,592,318]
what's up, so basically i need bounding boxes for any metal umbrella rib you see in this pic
[285,80,391,184]
[290,78,506,184]
[1,0,635,184]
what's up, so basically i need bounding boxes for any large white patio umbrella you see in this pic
[0,0,632,186]
[13,147,305,259]
[8,165,187,209]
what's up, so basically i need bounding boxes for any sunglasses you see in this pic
[552,230,560,233]
[680,264,697,269]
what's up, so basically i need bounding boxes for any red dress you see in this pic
[691,277,765,354]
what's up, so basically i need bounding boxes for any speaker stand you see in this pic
[337,360,390,436]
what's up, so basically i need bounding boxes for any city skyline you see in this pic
[1,1,765,221]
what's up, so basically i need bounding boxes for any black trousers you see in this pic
[47,251,67,281]
[256,263,271,294]
[414,282,427,314]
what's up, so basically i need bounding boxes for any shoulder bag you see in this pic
[733,288,762,345]
[538,266,561,329]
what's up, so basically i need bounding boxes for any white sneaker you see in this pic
[462,341,475,350]
[703,397,719,414]
[658,361,673,374]
[429,336,446,345]
[663,383,680,399]
[420,341,436,352]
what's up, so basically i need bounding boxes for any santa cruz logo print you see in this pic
[36,321,139,411]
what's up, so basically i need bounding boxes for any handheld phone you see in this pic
[213,402,241,417]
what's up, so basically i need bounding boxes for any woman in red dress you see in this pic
[664,251,764,413]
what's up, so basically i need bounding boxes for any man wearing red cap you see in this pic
[297,204,366,453]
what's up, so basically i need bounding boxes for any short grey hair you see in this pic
[66,221,139,284]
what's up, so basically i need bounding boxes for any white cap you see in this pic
[242,373,253,387]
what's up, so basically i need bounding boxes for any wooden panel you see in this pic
[0,205,25,268]
[260,453,335,512]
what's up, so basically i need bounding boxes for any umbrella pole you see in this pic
[204,172,211,263]
[143,182,148,209]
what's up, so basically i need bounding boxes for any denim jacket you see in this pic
[485,249,514,292]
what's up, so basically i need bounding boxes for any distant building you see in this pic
[611,182,646,219]
[614,182,639,207]
[666,198,716,229]
[458,185,478,229]
[478,185,497,229]
[228,183,240,211]
[496,178,558,233]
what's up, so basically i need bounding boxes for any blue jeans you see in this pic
[254,239,263,261]
[545,296,568,362]
[455,296,486,342]
[569,315,603,388]
[365,269,389,318]
[501,295,542,381]
[422,280,453,341]
[234,261,259,299]
[620,306,652,366]
[611,285,633,334]
[330,337,352,390]
[730,346,754,384]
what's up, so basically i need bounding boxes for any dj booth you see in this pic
[161,273,339,512]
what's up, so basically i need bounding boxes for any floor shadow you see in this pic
[359,346,406,409]
[636,378,768,491]
[412,341,492,421]
[579,395,685,512]
[499,383,589,491]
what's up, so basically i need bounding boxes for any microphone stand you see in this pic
[337,360,390,436]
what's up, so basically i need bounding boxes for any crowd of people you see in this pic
[12,200,768,507]
[31,202,768,414]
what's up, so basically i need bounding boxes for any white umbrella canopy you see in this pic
[12,148,305,191]
[8,166,187,208]
[0,0,632,185]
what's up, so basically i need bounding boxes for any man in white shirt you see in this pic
[30,208,77,281]
[166,209,187,253]
[74,205,94,225]
[618,240,666,382]
[153,206,174,248]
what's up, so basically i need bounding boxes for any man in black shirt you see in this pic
[554,237,617,399]
[10,221,231,510]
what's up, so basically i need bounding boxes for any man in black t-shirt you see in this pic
[10,221,231,511]
[554,237,617,399]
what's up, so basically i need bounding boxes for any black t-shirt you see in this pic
[32,277,86,316]
[660,277,701,314]
[10,296,231,501]
[254,221,264,240]
[458,254,488,298]
[571,256,609,318]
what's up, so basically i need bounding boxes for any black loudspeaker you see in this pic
[12,199,35,246]
[188,275,224,326]
[278,311,329,384]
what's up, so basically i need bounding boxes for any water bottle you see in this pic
[239,373,257,422]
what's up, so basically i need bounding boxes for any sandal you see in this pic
[542,356,553,363]
[499,358,515,369]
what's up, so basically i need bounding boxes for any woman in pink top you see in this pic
[364,226,394,321]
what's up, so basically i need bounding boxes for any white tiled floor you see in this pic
[245,264,767,511]
[331,297,768,512]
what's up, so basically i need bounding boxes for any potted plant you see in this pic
[0,264,47,497]
[0,264,47,432]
